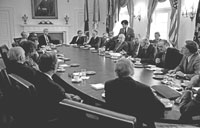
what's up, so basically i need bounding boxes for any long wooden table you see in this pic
[55,45,181,122]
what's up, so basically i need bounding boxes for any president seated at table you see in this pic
[104,58,165,128]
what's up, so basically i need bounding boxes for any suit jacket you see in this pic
[99,37,108,48]
[38,35,52,47]
[88,37,100,49]
[105,36,118,51]
[113,41,129,53]
[175,52,200,79]
[127,40,140,57]
[105,77,165,124]
[70,36,84,45]
[137,44,156,64]
[8,61,36,83]
[155,48,183,70]
[33,71,66,120]
[119,27,135,41]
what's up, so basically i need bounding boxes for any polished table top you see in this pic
[56,45,181,122]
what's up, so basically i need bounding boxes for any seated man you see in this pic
[70,30,84,46]
[27,32,39,49]
[105,58,165,128]
[105,31,117,51]
[179,89,200,123]
[155,39,182,70]
[19,31,28,44]
[7,47,36,83]
[137,38,156,64]
[20,40,39,70]
[150,32,161,48]
[88,30,100,49]
[127,35,140,57]
[38,28,52,47]
[113,34,128,53]
[34,52,81,122]
[99,33,109,48]
[170,40,200,80]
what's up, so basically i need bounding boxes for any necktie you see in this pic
[45,35,49,45]
[76,37,79,42]
[124,28,127,36]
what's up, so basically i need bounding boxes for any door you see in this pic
[0,7,14,48]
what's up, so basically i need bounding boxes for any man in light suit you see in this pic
[38,28,52,47]
[70,30,84,46]
[118,20,135,41]
[169,40,200,80]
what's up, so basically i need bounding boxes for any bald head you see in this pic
[8,47,26,63]
[118,34,125,42]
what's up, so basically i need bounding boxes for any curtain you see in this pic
[193,0,200,47]
[106,0,134,33]
[106,0,116,33]
[168,0,181,48]
[84,0,89,37]
[93,0,100,29]
[127,0,134,28]
[146,0,158,39]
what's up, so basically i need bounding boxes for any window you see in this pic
[113,6,129,36]
[150,0,171,40]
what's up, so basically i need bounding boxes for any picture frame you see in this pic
[31,0,58,19]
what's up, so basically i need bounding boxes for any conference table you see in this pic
[54,45,181,122]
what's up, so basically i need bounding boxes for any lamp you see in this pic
[64,15,69,24]
[182,5,196,21]
[134,14,141,21]
[22,14,28,24]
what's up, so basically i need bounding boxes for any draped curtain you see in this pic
[168,0,181,48]
[106,0,134,33]
[146,0,158,39]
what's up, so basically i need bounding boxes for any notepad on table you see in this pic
[91,83,104,90]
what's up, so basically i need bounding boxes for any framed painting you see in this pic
[31,0,58,19]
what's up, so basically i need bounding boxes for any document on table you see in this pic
[90,83,104,90]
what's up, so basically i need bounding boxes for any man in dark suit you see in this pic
[99,33,109,48]
[7,47,36,83]
[118,20,135,41]
[169,40,200,80]
[105,31,117,51]
[88,30,100,49]
[38,28,52,47]
[155,40,183,70]
[137,38,156,64]
[70,30,84,46]
[113,34,129,53]
[105,58,165,128]
[34,52,81,123]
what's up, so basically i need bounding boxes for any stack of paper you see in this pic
[90,83,104,90]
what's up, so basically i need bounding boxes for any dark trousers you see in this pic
[179,90,200,122]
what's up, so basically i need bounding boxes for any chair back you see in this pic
[59,99,136,128]
[0,45,10,69]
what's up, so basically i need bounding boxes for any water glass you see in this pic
[81,69,86,77]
